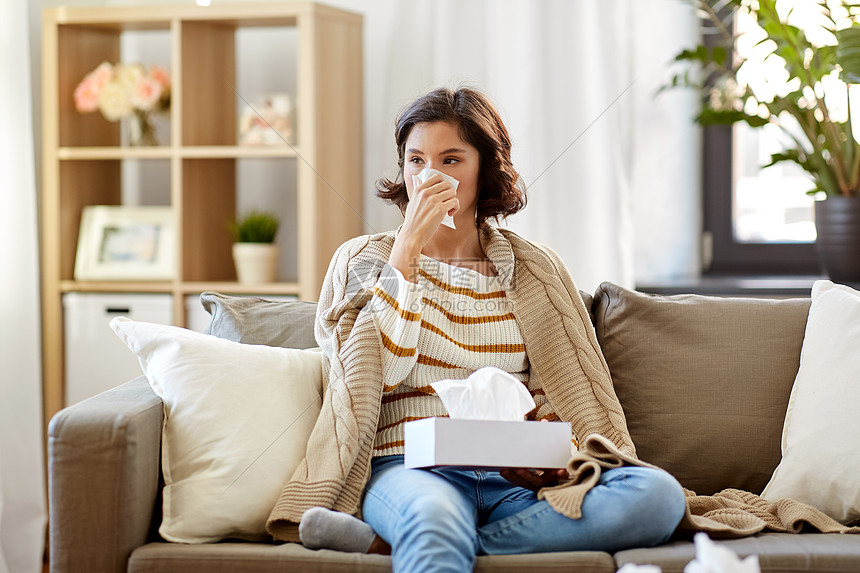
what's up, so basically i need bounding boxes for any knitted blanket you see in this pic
[540,434,860,537]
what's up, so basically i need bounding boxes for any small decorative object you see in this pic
[238,93,295,146]
[75,206,175,280]
[664,1,860,281]
[74,61,171,146]
[229,210,280,283]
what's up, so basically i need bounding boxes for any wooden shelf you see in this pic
[180,281,300,295]
[58,147,173,160]
[180,146,300,159]
[57,146,300,160]
[60,280,174,293]
[41,2,364,435]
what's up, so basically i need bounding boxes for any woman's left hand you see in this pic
[499,468,569,492]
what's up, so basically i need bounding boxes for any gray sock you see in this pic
[298,507,377,553]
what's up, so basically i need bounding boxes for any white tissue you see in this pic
[411,167,458,229]
[683,533,761,573]
[431,366,535,421]
[617,564,662,573]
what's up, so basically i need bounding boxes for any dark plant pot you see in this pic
[815,196,860,284]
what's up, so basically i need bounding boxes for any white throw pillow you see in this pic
[761,280,860,524]
[110,317,323,543]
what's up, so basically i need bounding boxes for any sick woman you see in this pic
[267,86,686,573]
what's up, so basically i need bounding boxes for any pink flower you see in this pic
[131,75,162,111]
[88,62,113,90]
[74,61,113,112]
[149,66,170,90]
[73,78,100,112]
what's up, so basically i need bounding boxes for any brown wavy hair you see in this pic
[376,87,526,227]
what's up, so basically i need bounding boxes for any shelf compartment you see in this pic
[181,157,298,284]
[181,158,237,282]
[181,21,236,146]
[59,158,172,281]
[57,23,173,148]
[181,20,297,147]
[59,160,122,281]
[236,157,299,283]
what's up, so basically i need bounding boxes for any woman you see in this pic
[268,87,686,572]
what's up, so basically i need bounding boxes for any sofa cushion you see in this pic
[128,542,617,573]
[592,282,810,495]
[200,291,318,349]
[110,317,323,543]
[613,533,860,573]
[762,280,860,524]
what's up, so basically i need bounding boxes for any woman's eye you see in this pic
[409,157,423,164]
[444,158,459,164]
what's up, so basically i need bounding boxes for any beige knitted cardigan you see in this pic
[266,225,634,541]
[266,225,860,542]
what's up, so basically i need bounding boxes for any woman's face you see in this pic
[403,121,481,223]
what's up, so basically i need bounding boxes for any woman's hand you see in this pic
[499,468,569,492]
[389,173,459,281]
[402,173,459,245]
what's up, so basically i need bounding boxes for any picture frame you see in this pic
[74,206,175,281]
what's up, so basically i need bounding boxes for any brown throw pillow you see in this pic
[592,282,810,495]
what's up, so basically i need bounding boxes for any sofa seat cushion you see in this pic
[613,533,860,573]
[128,542,617,573]
[592,282,810,495]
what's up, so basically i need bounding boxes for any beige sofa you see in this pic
[48,283,860,572]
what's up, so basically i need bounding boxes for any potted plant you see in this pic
[665,0,860,282]
[229,210,280,284]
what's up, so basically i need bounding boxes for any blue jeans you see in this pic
[362,455,686,573]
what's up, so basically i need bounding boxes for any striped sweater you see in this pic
[368,257,563,456]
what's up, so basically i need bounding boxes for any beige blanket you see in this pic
[540,434,860,537]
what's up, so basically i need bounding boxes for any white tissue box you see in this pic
[404,417,573,469]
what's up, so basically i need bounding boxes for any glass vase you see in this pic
[128,110,158,146]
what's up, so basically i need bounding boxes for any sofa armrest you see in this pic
[49,376,163,573]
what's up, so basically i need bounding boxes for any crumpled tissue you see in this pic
[617,564,662,573]
[431,366,535,421]
[412,167,458,229]
[684,533,761,573]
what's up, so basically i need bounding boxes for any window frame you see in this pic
[702,124,821,275]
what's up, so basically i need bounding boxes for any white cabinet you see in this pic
[63,293,172,404]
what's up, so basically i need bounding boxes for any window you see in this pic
[704,3,824,275]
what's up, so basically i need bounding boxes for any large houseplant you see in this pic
[667,0,860,281]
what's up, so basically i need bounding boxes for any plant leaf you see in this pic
[695,108,769,127]
[836,25,860,84]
